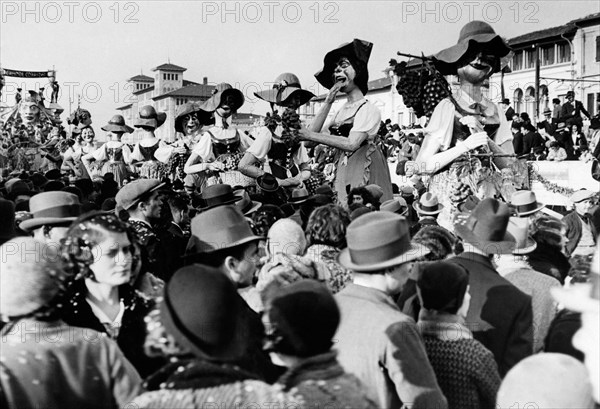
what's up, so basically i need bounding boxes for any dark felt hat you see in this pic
[101,114,134,133]
[339,211,429,272]
[263,280,340,357]
[161,264,251,361]
[234,188,262,216]
[44,169,62,181]
[416,261,470,314]
[454,198,516,254]
[198,184,242,211]
[315,39,372,95]
[134,105,167,130]
[255,73,315,108]
[115,179,165,210]
[201,83,245,113]
[186,205,262,255]
[19,191,81,232]
[256,173,279,193]
[174,102,212,133]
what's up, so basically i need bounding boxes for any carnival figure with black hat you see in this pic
[184,83,249,193]
[83,114,134,185]
[239,73,314,191]
[413,21,517,230]
[298,40,393,204]
[131,105,168,179]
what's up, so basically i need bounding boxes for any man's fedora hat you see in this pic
[315,39,373,95]
[234,188,262,216]
[201,83,245,113]
[20,191,81,232]
[134,105,167,130]
[413,192,444,215]
[115,179,165,211]
[501,98,510,105]
[507,217,537,255]
[570,189,595,203]
[186,205,262,255]
[338,211,429,272]
[255,73,315,108]
[555,122,567,132]
[289,187,310,204]
[198,184,242,211]
[256,173,279,193]
[160,264,251,361]
[101,114,134,134]
[454,198,516,254]
[509,190,545,217]
[433,21,512,75]
[380,198,408,216]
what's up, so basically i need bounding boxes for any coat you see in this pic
[334,284,447,409]
[563,210,598,257]
[448,252,533,376]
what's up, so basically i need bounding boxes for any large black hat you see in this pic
[315,39,372,95]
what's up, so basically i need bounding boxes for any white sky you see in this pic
[1,0,599,126]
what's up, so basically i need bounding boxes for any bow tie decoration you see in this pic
[468,102,486,115]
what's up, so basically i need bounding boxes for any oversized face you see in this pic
[89,231,133,287]
[216,94,239,118]
[81,127,95,142]
[182,113,200,135]
[284,93,304,110]
[457,52,496,85]
[333,58,357,93]
[106,131,123,141]
[19,101,40,125]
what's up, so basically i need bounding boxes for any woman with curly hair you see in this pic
[347,186,377,211]
[305,204,352,293]
[59,212,166,378]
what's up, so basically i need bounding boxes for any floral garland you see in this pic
[528,162,576,197]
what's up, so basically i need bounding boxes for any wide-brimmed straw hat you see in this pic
[201,83,245,113]
[509,190,545,217]
[161,264,251,361]
[413,192,444,215]
[19,192,81,232]
[315,39,372,95]
[174,102,213,133]
[338,211,429,272]
[506,217,537,255]
[433,21,512,75]
[101,114,134,134]
[134,105,167,130]
[454,198,516,254]
[255,73,315,107]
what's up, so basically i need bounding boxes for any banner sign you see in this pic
[2,69,53,78]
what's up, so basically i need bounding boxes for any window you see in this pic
[557,42,571,63]
[163,74,167,80]
[596,36,600,62]
[541,45,555,66]
[514,88,523,113]
[524,49,535,69]
[175,74,178,80]
[511,51,523,71]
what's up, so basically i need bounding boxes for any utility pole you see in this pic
[534,44,540,120]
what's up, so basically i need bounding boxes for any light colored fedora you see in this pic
[413,192,444,215]
[510,190,544,217]
[20,192,81,232]
[506,217,537,255]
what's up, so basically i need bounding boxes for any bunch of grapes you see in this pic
[264,110,281,132]
[219,153,243,171]
[422,71,451,116]
[280,108,301,148]
[449,181,473,206]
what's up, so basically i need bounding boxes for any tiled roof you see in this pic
[133,86,154,96]
[153,84,216,100]
[116,103,132,110]
[152,63,187,72]
[508,24,577,47]
[128,74,153,82]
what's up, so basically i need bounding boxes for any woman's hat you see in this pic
[174,102,212,133]
[454,198,516,254]
[201,83,245,113]
[433,21,512,75]
[315,38,373,95]
[413,192,444,215]
[161,264,251,361]
[101,114,134,134]
[289,187,310,204]
[506,217,537,255]
[416,261,469,314]
[338,211,429,272]
[19,192,82,232]
[509,190,545,217]
[254,73,315,107]
[186,205,262,255]
[134,105,167,130]
[256,173,279,193]
[380,198,408,216]
[198,184,243,211]
[263,280,339,357]
[0,237,65,319]
[234,188,262,216]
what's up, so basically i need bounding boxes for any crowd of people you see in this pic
[1,20,600,409]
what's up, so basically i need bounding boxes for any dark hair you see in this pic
[251,204,285,236]
[536,122,546,130]
[413,226,461,261]
[167,193,190,214]
[305,205,350,249]
[549,141,559,148]
[520,112,530,122]
[552,98,560,104]
[511,122,522,131]
[347,186,375,208]
[532,215,565,250]
[523,123,536,133]
[186,242,251,268]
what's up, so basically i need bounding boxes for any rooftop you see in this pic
[153,83,216,101]
[128,74,154,82]
[152,63,187,72]
[507,12,600,47]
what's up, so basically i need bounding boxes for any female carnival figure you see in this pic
[412,21,516,229]
[131,105,167,179]
[298,40,392,204]
[62,125,97,179]
[82,114,134,185]
[239,73,314,190]
[183,83,250,193]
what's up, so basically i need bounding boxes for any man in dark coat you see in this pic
[553,122,576,159]
[501,98,515,122]
[563,189,598,258]
[451,198,533,376]
[561,91,591,128]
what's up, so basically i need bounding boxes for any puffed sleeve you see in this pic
[424,98,456,151]
[131,143,144,162]
[494,103,514,147]
[191,132,214,162]
[246,127,272,162]
[93,143,107,161]
[121,143,133,163]
[352,102,381,136]
[154,142,174,163]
